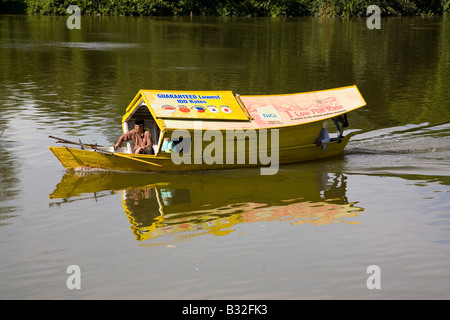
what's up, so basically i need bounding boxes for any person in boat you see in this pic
[114,119,153,154]
[161,137,174,153]
[315,127,330,149]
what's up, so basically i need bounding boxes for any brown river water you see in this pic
[0,14,449,299]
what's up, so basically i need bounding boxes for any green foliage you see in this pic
[22,0,178,16]
[443,0,450,13]
[1,0,449,16]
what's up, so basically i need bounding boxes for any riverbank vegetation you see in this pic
[1,0,449,16]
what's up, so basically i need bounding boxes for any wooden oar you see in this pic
[49,135,164,168]
[49,135,100,149]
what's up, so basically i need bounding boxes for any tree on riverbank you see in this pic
[1,0,449,16]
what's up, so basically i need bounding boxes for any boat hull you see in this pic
[49,134,352,173]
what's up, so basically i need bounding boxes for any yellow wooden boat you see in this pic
[49,85,366,174]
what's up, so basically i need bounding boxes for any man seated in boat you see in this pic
[114,119,153,154]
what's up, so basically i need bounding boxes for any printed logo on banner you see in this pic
[257,105,282,122]
[315,97,336,104]
[208,106,219,113]
[178,105,190,113]
[221,105,232,113]
[162,105,176,112]
[192,106,206,113]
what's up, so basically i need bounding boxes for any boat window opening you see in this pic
[125,102,161,154]
[332,114,349,138]
[316,116,349,146]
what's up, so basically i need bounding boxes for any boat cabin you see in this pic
[119,86,366,157]
[120,90,253,155]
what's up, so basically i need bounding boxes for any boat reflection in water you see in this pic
[49,167,364,245]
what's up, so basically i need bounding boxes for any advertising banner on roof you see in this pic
[140,90,250,121]
[239,85,366,128]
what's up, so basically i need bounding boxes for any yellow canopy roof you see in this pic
[136,90,251,121]
[123,86,366,131]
